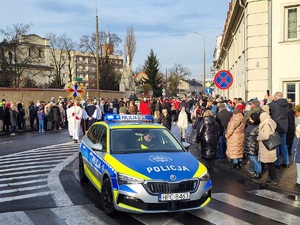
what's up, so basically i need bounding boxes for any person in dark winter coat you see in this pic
[287,103,296,155]
[129,91,138,102]
[163,98,172,116]
[216,103,233,159]
[84,99,97,131]
[157,109,172,130]
[192,108,203,130]
[0,103,4,133]
[4,102,11,132]
[244,112,261,179]
[50,103,61,130]
[292,124,300,188]
[268,92,289,168]
[28,102,37,130]
[195,110,218,171]
[153,99,162,119]
[17,102,26,131]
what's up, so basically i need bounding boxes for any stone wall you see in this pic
[0,88,124,104]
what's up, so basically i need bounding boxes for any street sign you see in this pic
[205,82,211,88]
[205,87,212,94]
[214,70,233,90]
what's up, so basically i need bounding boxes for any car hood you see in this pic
[110,152,205,181]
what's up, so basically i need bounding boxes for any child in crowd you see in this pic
[37,107,45,133]
[244,113,261,179]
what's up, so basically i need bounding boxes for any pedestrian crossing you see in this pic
[0,142,78,205]
[1,143,300,224]
[0,189,299,224]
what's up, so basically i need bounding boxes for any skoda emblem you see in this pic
[170,174,176,181]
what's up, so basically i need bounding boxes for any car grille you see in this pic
[145,180,198,194]
[118,190,211,211]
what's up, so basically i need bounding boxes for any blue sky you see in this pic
[0,0,231,81]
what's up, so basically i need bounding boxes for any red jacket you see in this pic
[140,101,151,114]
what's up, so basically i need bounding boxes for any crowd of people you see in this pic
[0,90,300,188]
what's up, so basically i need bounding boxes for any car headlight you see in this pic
[117,173,144,185]
[199,171,210,181]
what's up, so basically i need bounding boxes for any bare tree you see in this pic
[167,63,191,96]
[46,33,76,87]
[79,30,122,90]
[64,37,77,83]
[0,23,49,87]
[123,25,136,66]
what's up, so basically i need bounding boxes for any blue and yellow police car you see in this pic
[79,114,211,215]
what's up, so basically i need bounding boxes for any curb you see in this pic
[215,158,300,196]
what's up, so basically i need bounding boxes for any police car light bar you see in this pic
[105,114,154,122]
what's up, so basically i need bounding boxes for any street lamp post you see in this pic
[193,32,206,90]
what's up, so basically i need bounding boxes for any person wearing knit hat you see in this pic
[119,106,127,115]
[257,112,278,184]
[244,112,261,179]
[261,104,270,114]
[243,98,262,124]
[235,103,246,114]
[250,112,260,125]
[249,99,260,106]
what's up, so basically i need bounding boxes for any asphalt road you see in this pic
[0,129,300,224]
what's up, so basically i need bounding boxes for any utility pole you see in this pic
[96,6,100,99]
[193,32,206,90]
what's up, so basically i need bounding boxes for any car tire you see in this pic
[101,178,116,216]
[79,154,88,183]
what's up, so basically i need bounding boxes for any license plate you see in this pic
[159,192,190,201]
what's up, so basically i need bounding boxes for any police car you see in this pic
[79,114,212,215]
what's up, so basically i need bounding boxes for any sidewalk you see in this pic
[214,156,300,196]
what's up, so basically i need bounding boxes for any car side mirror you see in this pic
[182,142,190,150]
[91,143,104,151]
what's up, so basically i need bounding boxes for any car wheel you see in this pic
[79,154,88,183]
[101,178,116,216]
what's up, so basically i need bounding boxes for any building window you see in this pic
[286,6,300,40]
[286,83,296,102]
[285,82,300,104]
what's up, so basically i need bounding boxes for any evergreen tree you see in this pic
[143,49,162,97]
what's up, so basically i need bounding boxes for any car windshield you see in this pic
[110,128,184,154]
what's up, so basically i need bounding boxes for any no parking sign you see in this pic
[214,70,233,90]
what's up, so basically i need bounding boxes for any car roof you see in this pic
[92,121,165,129]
